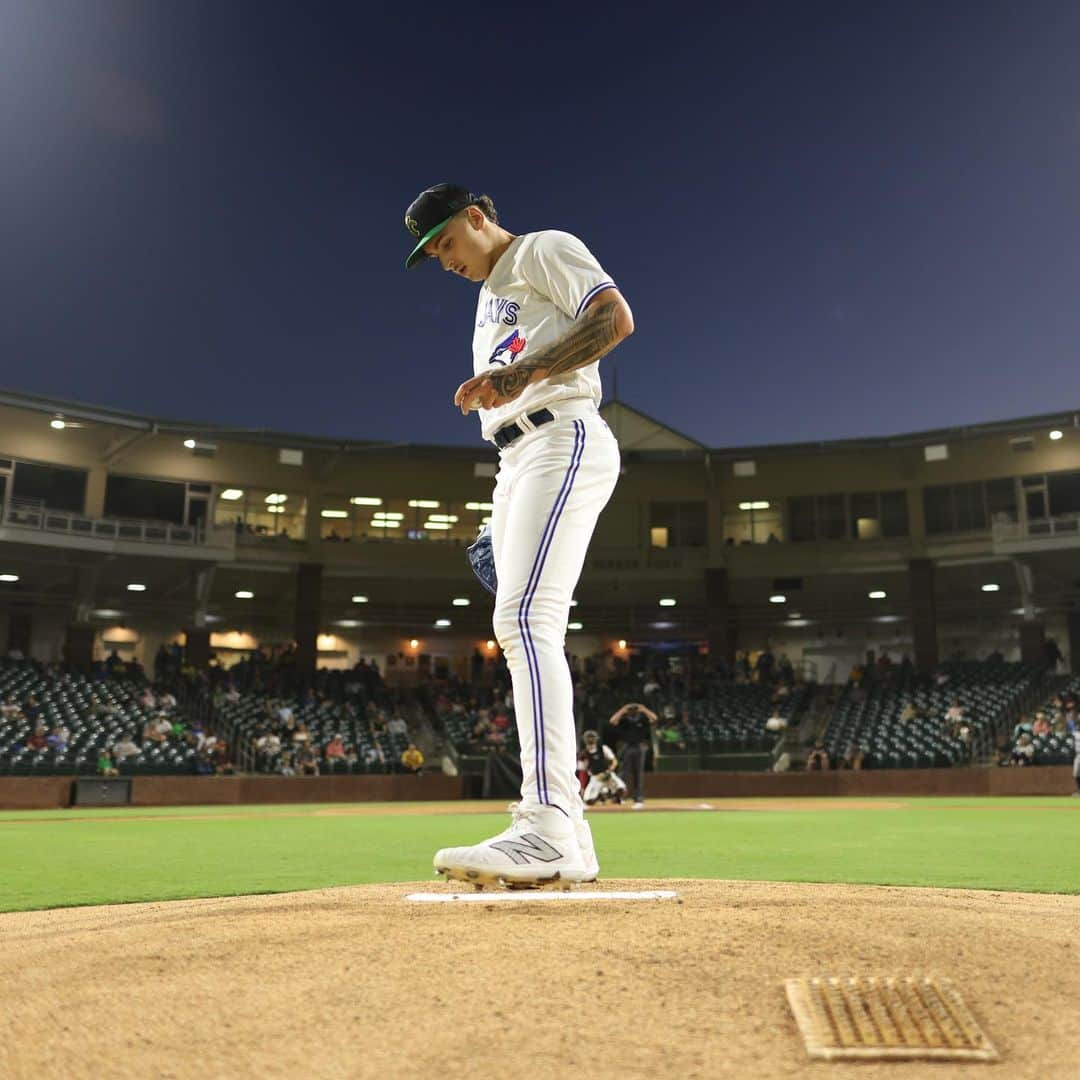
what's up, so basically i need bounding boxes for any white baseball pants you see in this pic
[489,404,620,818]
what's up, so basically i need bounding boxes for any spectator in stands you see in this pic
[1052,712,1070,738]
[143,717,167,744]
[765,708,788,733]
[255,730,282,769]
[944,700,965,727]
[291,722,312,747]
[1012,713,1033,740]
[45,725,67,754]
[1032,712,1051,738]
[899,700,919,725]
[25,725,47,752]
[363,745,386,772]
[112,733,140,762]
[97,749,119,777]
[325,734,346,763]
[277,749,296,777]
[401,743,424,774]
[211,741,233,776]
[839,744,864,770]
[298,745,320,776]
[1011,733,1035,766]
[806,739,830,771]
[1,695,20,719]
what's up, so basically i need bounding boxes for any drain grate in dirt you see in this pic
[785,975,999,1062]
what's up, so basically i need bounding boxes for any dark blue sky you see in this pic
[3,1,1079,448]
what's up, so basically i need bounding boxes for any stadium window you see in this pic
[817,494,846,540]
[214,488,307,540]
[879,491,909,537]
[722,502,783,544]
[11,461,87,514]
[923,485,954,534]
[1047,470,1080,516]
[649,501,707,548]
[849,492,879,539]
[986,477,1018,523]
[953,481,987,532]
[105,475,186,524]
[788,496,816,542]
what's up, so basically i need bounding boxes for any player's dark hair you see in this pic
[473,194,498,224]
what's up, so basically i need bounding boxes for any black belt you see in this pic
[493,408,554,450]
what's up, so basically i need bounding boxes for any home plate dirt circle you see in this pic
[1,879,1078,1079]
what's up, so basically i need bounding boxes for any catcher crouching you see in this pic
[579,730,628,806]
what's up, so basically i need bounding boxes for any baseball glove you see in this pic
[466,524,497,596]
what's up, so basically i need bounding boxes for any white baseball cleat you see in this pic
[434,804,588,890]
[575,817,599,883]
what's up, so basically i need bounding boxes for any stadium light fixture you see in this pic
[981,583,1000,592]
[658,597,677,607]
[486,639,496,650]
[183,439,196,449]
[126,583,147,592]
[452,597,470,607]
[618,639,627,649]
[220,489,244,501]
[466,501,494,511]
[409,638,419,649]
[370,519,399,529]
[50,418,66,430]
[769,594,786,604]
[424,521,452,530]
[1049,430,1064,441]
[334,619,363,629]
[784,618,811,628]
[651,621,675,630]
[372,511,404,520]
[434,619,452,628]
[235,590,254,599]
[350,496,383,506]
[567,622,583,631]
[351,595,368,604]
[0,573,19,583]
[267,506,285,514]
[738,500,770,511]
[408,499,440,508]
[265,493,287,504]
[93,608,123,618]
[570,598,579,607]
[320,509,349,518]
[428,514,459,523]
[868,590,887,599]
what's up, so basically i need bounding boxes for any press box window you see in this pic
[649,502,706,547]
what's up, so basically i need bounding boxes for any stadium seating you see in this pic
[820,660,1043,769]
[1007,676,1079,765]
[0,660,201,775]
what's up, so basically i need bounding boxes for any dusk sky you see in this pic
[2,1,1079,448]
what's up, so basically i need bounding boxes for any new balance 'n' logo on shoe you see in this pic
[489,833,563,865]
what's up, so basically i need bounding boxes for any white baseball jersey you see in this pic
[473,230,616,443]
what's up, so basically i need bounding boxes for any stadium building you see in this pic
[1,388,1078,681]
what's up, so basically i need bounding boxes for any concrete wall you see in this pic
[0,767,1071,809]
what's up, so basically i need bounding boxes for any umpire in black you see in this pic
[609,702,658,808]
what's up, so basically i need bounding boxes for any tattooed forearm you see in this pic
[485,300,622,400]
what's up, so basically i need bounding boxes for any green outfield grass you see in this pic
[1,797,1078,913]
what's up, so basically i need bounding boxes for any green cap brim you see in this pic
[405,217,451,269]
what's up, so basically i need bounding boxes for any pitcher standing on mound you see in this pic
[403,183,634,888]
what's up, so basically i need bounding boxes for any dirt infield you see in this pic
[2,878,1077,1080]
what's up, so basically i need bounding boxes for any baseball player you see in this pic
[579,729,627,806]
[403,183,633,887]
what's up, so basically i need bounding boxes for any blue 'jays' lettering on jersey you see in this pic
[488,329,528,366]
[477,296,520,328]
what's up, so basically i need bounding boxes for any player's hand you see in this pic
[454,374,498,414]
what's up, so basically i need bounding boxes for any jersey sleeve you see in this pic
[603,746,616,763]
[519,231,616,320]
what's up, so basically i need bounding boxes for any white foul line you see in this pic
[404,889,678,904]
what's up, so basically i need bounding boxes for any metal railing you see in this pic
[993,513,1080,544]
[1,500,234,548]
